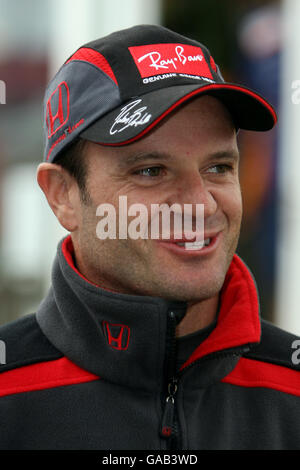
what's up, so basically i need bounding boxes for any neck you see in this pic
[70,236,219,337]
[176,295,219,337]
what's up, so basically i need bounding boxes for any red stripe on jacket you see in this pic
[221,357,300,397]
[0,357,99,398]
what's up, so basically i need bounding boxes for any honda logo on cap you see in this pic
[103,321,130,351]
[46,81,70,138]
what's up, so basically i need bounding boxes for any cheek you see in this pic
[218,185,243,225]
[234,184,243,214]
[79,205,99,242]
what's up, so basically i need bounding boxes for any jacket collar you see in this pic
[180,254,261,370]
[36,236,261,391]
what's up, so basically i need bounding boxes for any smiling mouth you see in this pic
[155,234,220,255]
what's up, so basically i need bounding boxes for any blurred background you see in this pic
[0,0,299,333]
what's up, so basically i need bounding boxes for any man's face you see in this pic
[73,95,242,302]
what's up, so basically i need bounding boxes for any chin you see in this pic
[151,268,227,302]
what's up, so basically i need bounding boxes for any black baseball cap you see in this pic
[43,24,277,163]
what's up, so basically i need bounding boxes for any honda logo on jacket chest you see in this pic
[103,321,130,351]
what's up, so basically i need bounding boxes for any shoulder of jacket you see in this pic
[244,318,300,371]
[0,313,63,373]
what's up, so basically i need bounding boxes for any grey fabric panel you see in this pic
[36,238,187,392]
[44,61,121,162]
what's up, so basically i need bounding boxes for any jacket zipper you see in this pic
[160,309,180,447]
[161,376,178,439]
[160,308,252,447]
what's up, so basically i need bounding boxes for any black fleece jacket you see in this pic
[0,236,300,450]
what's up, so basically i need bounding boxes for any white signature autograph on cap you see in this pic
[110,99,152,135]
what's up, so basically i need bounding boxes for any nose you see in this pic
[169,171,218,219]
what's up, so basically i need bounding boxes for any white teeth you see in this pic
[176,238,211,250]
[184,241,204,251]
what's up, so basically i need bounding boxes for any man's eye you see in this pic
[207,164,233,174]
[135,167,162,177]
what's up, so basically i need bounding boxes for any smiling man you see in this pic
[1,24,300,450]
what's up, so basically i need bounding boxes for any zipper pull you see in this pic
[160,379,178,439]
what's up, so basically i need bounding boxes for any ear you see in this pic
[36,163,81,232]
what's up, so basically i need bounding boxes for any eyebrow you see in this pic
[116,149,239,169]
[205,150,240,163]
[116,152,172,169]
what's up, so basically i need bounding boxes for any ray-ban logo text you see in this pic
[138,45,203,72]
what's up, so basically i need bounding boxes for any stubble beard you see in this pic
[76,196,241,302]
[76,232,240,302]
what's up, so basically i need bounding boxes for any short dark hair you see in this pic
[54,138,91,204]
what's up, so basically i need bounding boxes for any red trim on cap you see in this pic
[0,357,99,398]
[221,357,300,397]
[98,84,277,147]
[66,47,118,85]
[180,254,261,371]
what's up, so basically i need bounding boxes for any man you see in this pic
[0,24,300,450]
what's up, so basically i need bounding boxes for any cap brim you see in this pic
[81,82,277,146]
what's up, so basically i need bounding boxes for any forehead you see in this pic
[85,95,237,166]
